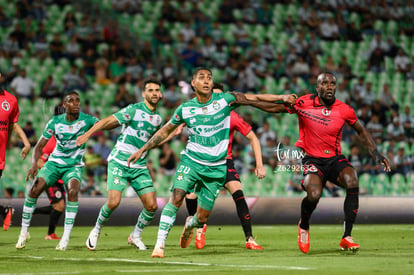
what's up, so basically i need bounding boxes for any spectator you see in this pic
[348,145,365,175]
[163,81,181,110]
[49,33,64,62]
[319,17,339,41]
[387,117,405,142]
[152,20,173,50]
[62,65,82,92]
[113,78,132,108]
[22,121,37,147]
[93,135,111,164]
[233,20,251,50]
[40,75,61,99]
[379,83,398,111]
[65,34,81,62]
[0,6,12,28]
[394,48,410,74]
[109,56,126,84]
[366,114,384,141]
[257,120,277,148]
[159,142,178,177]
[10,69,35,102]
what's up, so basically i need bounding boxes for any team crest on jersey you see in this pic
[1,100,10,111]
[55,191,62,199]
[202,107,208,114]
[322,107,331,116]
[69,125,73,131]
[149,115,153,121]
[177,173,184,181]
[114,177,120,184]
[212,101,220,110]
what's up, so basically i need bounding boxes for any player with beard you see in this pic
[77,79,174,251]
[232,72,391,253]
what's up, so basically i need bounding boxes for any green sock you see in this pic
[21,196,37,234]
[62,201,79,240]
[187,216,201,228]
[155,203,178,247]
[133,208,155,237]
[95,203,113,231]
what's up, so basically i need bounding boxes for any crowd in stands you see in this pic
[1,0,414,197]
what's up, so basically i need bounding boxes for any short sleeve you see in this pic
[342,104,358,125]
[231,112,251,136]
[171,105,184,125]
[113,105,135,125]
[42,118,55,140]
[222,93,237,110]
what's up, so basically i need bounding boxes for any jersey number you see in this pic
[112,167,123,176]
[177,165,191,174]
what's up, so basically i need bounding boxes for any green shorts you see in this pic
[172,155,226,211]
[107,160,154,196]
[37,161,82,187]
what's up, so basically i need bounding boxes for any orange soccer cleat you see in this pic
[3,207,14,231]
[245,237,263,250]
[45,233,61,240]
[195,224,207,249]
[339,236,360,251]
[180,216,194,248]
[298,221,310,253]
[151,247,165,258]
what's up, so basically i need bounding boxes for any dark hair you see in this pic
[63,90,80,99]
[143,78,162,90]
[190,67,212,91]
[212,82,224,91]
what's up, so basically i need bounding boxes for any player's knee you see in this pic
[145,203,157,213]
[53,200,65,212]
[308,190,322,202]
[107,199,120,210]
[67,188,79,201]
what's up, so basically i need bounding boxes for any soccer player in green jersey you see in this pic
[76,79,168,251]
[128,68,292,258]
[16,91,99,251]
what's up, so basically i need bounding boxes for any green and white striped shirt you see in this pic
[171,92,236,166]
[109,102,163,168]
[42,112,99,167]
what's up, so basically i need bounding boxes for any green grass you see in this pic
[1,225,414,274]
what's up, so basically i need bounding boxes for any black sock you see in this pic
[34,205,52,215]
[185,198,197,216]
[48,209,63,235]
[343,187,359,238]
[232,190,252,241]
[0,206,4,217]
[300,197,318,230]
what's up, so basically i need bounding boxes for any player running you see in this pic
[16,91,99,251]
[76,79,172,251]
[232,72,391,253]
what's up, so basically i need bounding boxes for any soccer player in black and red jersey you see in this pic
[232,72,391,253]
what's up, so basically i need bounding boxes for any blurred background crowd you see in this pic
[0,0,413,198]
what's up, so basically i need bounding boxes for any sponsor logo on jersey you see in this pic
[174,114,180,120]
[149,115,153,121]
[124,113,130,120]
[189,108,196,114]
[189,117,196,125]
[322,107,331,116]
[202,107,208,114]
[1,100,10,111]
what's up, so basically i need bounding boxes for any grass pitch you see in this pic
[1,224,413,274]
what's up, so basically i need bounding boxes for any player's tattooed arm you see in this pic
[352,120,391,172]
[128,121,178,166]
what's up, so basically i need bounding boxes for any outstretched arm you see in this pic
[127,121,179,166]
[230,92,292,113]
[245,131,265,179]
[245,93,297,105]
[351,120,391,172]
[76,115,120,146]
[26,137,49,180]
[12,123,31,160]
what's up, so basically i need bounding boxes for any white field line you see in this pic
[7,255,314,271]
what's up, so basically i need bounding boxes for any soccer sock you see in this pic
[232,190,252,241]
[34,205,52,215]
[62,201,78,240]
[185,197,197,216]
[187,215,202,228]
[95,203,113,231]
[21,196,37,235]
[300,197,318,230]
[0,206,4,217]
[343,187,359,238]
[155,202,178,248]
[48,209,63,235]
[133,208,156,238]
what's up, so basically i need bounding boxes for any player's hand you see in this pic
[381,157,392,172]
[282,94,297,106]
[76,134,88,147]
[174,123,185,136]
[20,144,31,160]
[26,165,38,181]
[127,149,144,167]
[255,165,266,180]
[229,91,249,106]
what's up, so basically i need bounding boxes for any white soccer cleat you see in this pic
[128,233,148,250]
[86,228,100,251]
[16,232,30,249]
[56,238,69,251]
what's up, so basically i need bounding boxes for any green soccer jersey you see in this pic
[109,102,163,168]
[171,92,236,166]
[42,112,99,167]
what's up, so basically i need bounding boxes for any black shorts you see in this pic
[0,169,2,179]
[302,154,353,186]
[45,183,66,204]
[225,159,241,183]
